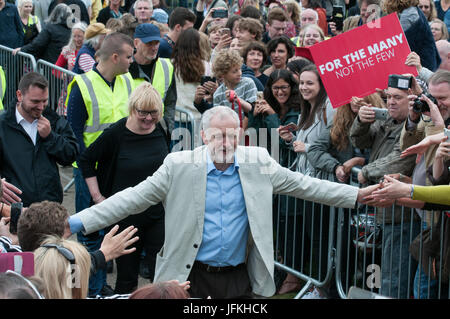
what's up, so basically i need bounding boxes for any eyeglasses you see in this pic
[272,85,290,92]
[5,270,44,299]
[41,244,75,265]
[135,108,159,118]
[418,5,430,9]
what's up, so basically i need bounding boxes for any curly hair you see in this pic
[266,36,295,60]
[212,49,244,79]
[330,93,385,151]
[381,0,419,14]
[17,201,69,252]
[172,28,205,83]
[237,17,264,41]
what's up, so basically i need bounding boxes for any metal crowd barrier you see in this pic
[172,106,198,151]
[0,44,37,110]
[36,59,76,115]
[272,147,450,299]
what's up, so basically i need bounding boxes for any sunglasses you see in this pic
[41,244,76,265]
[5,270,44,299]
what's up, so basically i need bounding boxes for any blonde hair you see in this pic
[34,236,91,299]
[431,18,449,41]
[199,32,212,61]
[300,23,325,43]
[17,0,33,16]
[212,49,244,79]
[128,82,164,122]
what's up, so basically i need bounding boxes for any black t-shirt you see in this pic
[111,125,169,224]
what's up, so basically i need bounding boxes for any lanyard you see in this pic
[229,90,242,128]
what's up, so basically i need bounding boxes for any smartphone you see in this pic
[212,9,228,19]
[332,6,344,31]
[372,107,388,121]
[280,122,299,132]
[9,202,23,234]
[201,76,216,86]
[444,128,450,141]
[219,27,231,37]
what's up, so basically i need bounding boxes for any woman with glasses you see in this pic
[248,69,301,153]
[418,0,438,22]
[34,235,91,299]
[78,82,169,294]
[430,18,449,41]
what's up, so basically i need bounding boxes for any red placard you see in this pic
[308,13,418,108]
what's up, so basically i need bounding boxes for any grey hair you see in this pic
[84,33,104,50]
[201,106,240,131]
[133,0,153,10]
[46,3,76,26]
[66,22,87,50]
[301,8,318,21]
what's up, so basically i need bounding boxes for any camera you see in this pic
[212,9,228,19]
[412,93,437,113]
[200,76,216,86]
[372,107,388,121]
[388,74,412,90]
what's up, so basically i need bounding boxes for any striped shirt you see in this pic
[213,77,257,118]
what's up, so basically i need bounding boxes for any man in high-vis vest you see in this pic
[0,66,5,111]
[66,32,134,298]
[129,23,176,134]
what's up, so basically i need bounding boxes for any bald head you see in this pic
[436,40,450,71]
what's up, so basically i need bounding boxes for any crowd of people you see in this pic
[0,0,449,300]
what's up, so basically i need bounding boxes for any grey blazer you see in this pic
[77,145,359,297]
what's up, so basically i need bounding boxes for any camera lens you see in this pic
[412,98,425,113]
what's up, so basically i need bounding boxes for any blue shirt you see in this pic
[196,153,249,267]
[69,151,251,267]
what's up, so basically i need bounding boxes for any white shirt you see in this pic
[16,107,38,145]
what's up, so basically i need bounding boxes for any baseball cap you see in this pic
[152,8,169,24]
[85,22,110,40]
[134,23,162,43]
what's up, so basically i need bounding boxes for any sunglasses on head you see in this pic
[41,243,82,298]
[41,244,76,265]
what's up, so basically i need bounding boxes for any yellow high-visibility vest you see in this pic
[0,66,5,111]
[66,70,133,166]
[133,58,174,113]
